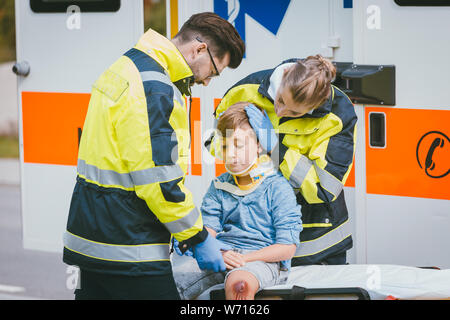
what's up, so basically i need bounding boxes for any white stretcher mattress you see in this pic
[196,264,450,300]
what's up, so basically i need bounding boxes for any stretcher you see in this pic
[195,264,450,300]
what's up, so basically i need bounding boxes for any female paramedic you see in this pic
[210,54,357,265]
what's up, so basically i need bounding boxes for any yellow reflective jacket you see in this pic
[63,29,206,276]
[211,59,357,265]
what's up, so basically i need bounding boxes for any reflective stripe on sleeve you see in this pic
[314,163,344,197]
[63,231,170,262]
[288,157,344,197]
[294,220,352,258]
[140,71,184,106]
[78,159,134,188]
[163,207,200,234]
[130,164,184,186]
[140,70,171,85]
[289,156,312,188]
[77,159,184,188]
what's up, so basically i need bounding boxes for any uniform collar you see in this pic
[315,89,334,115]
[277,90,333,124]
[265,61,297,103]
[301,89,334,118]
[134,29,194,96]
[258,59,299,103]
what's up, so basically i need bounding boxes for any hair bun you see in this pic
[282,54,336,110]
[310,54,336,82]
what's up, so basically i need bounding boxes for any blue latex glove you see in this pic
[193,234,232,272]
[173,238,193,257]
[245,104,278,153]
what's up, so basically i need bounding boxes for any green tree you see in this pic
[144,0,166,36]
[0,0,16,62]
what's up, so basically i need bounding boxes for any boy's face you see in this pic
[223,125,262,173]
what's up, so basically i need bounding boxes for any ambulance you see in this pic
[13,0,450,298]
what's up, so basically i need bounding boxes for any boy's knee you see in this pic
[225,270,260,298]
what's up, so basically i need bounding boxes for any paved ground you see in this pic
[0,159,20,185]
[0,184,74,300]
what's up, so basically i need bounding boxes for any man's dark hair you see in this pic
[175,12,245,69]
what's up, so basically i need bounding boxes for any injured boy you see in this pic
[172,102,302,300]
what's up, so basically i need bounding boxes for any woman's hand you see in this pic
[245,104,278,153]
[222,250,246,270]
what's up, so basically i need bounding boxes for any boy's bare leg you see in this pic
[225,270,259,300]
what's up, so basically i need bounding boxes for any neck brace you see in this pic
[224,155,275,191]
[224,154,258,177]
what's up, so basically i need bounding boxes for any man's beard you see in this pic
[188,61,203,86]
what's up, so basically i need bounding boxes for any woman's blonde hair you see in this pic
[281,54,336,111]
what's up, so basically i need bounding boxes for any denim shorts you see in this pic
[172,250,289,300]
[225,260,289,291]
[224,248,289,291]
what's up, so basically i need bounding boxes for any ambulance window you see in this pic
[394,0,450,5]
[30,0,121,13]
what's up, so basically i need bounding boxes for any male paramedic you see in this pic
[62,12,245,300]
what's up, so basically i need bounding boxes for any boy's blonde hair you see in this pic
[282,54,336,111]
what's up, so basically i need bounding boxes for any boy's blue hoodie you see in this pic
[201,171,303,270]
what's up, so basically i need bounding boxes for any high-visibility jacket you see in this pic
[63,29,207,276]
[211,59,357,265]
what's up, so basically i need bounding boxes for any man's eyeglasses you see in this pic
[196,36,220,78]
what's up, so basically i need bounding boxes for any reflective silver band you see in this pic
[163,207,200,234]
[63,231,170,262]
[289,156,313,188]
[140,71,184,106]
[130,164,184,186]
[294,220,352,258]
[78,159,134,188]
[289,157,344,197]
[77,159,184,188]
[314,163,344,197]
[140,70,171,85]
[174,90,184,106]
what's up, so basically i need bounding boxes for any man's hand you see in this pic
[173,238,193,257]
[222,250,246,270]
[193,234,230,272]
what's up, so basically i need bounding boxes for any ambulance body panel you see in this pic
[15,0,144,251]
[352,0,450,268]
[14,0,450,268]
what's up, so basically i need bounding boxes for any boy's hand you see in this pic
[222,250,246,270]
